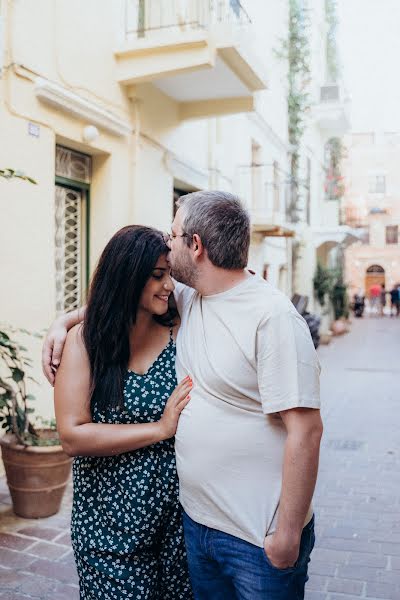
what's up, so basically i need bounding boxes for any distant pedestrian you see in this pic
[380,283,387,316]
[352,290,365,318]
[390,286,400,316]
[369,284,381,315]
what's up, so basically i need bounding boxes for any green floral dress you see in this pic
[71,331,193,599]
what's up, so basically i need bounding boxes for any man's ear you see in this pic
[192,233,203,257]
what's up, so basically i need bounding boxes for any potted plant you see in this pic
[329,273,350,335]
[0,326,72,518]
[313,262,335,307]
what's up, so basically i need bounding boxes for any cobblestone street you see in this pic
[310,316,400,599]
[0,478,78,599]
[0,316,399,599]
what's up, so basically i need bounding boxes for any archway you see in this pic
[365,265,385,297]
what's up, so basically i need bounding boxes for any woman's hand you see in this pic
[159,376,192,440]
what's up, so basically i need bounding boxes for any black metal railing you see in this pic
[236,163,307,223]
[125,0,251,38]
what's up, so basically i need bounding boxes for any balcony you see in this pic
[341,202,369,228]
[238,165,295,237]
[115,0,268,119]
[314,83,351,137]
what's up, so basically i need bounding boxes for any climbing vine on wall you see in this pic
[277,0,311,223]
[324,137,346,200]
[325,0,340,82]
[275,0,311,289]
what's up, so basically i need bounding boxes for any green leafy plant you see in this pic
[313,262,335,306]
[329,272,349,319]
[0,326,58,446]
[313,263,349,318]
[325,0,340,82]
[324,138,346,200]
[0,168,37,184]
[279,0,311,223]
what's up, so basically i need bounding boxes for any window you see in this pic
[55,146,90,315]
[386,225,398,245]
[369,175,386,194]
[230,0,241,18]
[173,187,188,218]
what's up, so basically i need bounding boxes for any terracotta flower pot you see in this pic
[330,319,347,336]
[0,432,72,518]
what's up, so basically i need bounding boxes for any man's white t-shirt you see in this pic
[174,274,321,548]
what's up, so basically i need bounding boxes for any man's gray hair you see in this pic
[176,190,250,270]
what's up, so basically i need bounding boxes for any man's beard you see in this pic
[171,255,198,289]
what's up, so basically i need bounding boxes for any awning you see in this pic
[252,224,295,238]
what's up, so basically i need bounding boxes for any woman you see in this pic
[54,225,193,599]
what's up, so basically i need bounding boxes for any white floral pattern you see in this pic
[71,335,193,599]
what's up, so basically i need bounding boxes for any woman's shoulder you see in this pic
[66,323,84,344]
[63,324,87,363]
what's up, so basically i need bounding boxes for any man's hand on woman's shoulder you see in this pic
[42,307,86,385]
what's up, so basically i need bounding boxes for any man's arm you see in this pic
[42,305,86,385]
[264,407,323,568]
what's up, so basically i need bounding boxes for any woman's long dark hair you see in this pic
[83,225,176,413]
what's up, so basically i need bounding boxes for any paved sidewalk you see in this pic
[309,316,400,599]
[0,316,399,599]
[0,478,79,599]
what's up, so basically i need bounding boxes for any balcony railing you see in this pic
[341,205,369,228]
[237,164,302,225]
[314,82,351,136]
[125,0,251,38]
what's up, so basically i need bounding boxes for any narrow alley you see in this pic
[0,316,399,599]
[309,316,400,599]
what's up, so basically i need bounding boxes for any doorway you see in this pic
[365,264,385,297]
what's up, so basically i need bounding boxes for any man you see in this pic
[390,285,399,317]
[43,191,322,600]
[369,283,381,315]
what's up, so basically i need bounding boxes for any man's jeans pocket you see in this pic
[261,515,315,574]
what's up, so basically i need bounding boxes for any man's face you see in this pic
[168,208,198,287]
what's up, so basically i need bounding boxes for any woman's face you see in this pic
[139,254,175,316]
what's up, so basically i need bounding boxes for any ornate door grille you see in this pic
[55,146,90,316]
[55,186,84,315]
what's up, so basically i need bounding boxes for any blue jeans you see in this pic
[182,512,315,600]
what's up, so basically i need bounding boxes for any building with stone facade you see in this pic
[343,132,400,298]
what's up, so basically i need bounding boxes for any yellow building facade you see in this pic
[0,0,298,421]
[0,0,351,435]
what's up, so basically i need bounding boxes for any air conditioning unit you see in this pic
[320,85,340,103]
